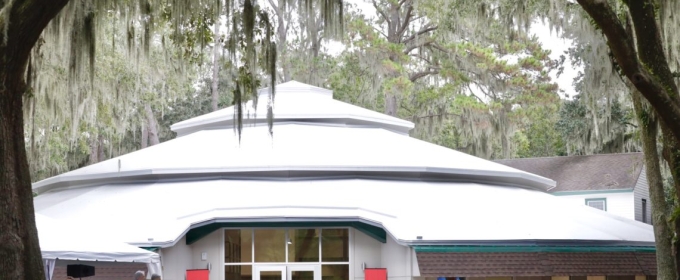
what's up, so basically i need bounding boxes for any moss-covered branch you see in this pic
[576,0,680,143]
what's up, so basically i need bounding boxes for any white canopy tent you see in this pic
[36,214,161,280]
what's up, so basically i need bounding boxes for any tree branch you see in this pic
[622,121,638,128]
[267,0,282,18]
[576,0,680,142]
[403,38,433,55]
[409,53,433,65]
[430,42,449,53]
[372,0,390,26]
[402,25,437,44]
[372,26,389,39]
[409,69,439,82]
[626,0,679,99]
[414,112,461,119]
[3,0,69,80]
[466,85,487,103]
[397,4,413,39]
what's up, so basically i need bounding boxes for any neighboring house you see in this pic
[495,153,651,224]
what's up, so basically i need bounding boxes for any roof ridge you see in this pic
[494,152,643,161]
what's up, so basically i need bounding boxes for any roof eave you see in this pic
[32,166,555,195]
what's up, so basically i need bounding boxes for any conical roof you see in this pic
[171,81,415,136]
[32,81,554,194]
[33,81,653,248]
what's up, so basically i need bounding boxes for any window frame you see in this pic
[222,227,352,266]
[642,198,647,223]
[585,198,607,211]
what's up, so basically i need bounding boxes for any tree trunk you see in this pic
[632,91,677,280]
[0,0,70,278]
[97,134,105,162]
[211,16,221,112]
[145,104,160,146]
[577,0,680,144]
[0,79,44,280]
[141,125,149,149]
[384,93,398,117]
[659,122,680,279]
[89,134,99,164]
[275,0,290,82]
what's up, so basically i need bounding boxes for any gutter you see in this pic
[32,166,556,195]
[413,244,656,253]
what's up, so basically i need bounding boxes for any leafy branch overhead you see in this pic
[343,0,561,159]
[576,0,680,142]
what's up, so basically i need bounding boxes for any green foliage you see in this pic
[25,6,202,181]
[556,94,636,155]
[158,76,234,142]
[515,108,566,158]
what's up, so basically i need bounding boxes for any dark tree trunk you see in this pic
[660,122,680,279]
[0,76,45,280]
[0,0,71,278]
[577,0,680,144]
[632,91,678,280]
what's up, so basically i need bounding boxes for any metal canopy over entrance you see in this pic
[185,221,387,245]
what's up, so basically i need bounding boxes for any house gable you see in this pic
[494,153,644,193]
[495,153,650,224]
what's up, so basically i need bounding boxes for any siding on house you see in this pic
[633,166,652,224]
[557,191,635,220]
[495,153,648,224]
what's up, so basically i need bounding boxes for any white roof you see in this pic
[32,81,653,248]
[171,81,415,137]
[33,123,554,193]
[36,214,161,264]
[34,179,654,247]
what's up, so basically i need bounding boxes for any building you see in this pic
[34,82,657,280]
[495,153,651,224]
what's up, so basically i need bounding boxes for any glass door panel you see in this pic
[254,266,286,280]
[288,265,321,280]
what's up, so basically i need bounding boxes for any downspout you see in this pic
[410,246,414,280]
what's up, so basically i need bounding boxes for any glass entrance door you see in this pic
[288,265,321,280]
[254,266,286,280]
[254,265,321,280]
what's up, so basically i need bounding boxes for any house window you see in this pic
[642,199,647,223]
[585,198,607,211]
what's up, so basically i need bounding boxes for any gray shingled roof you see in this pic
[494,153,644,192]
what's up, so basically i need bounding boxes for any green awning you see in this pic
[185,221,387,245]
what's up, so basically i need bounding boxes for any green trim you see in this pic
[414,245,656,253]
[552,189,633,196]
[140,247,160,252]
[585,197,607,211]
[185,221,386,245]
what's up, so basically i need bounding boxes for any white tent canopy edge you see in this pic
[36,214,162,280]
